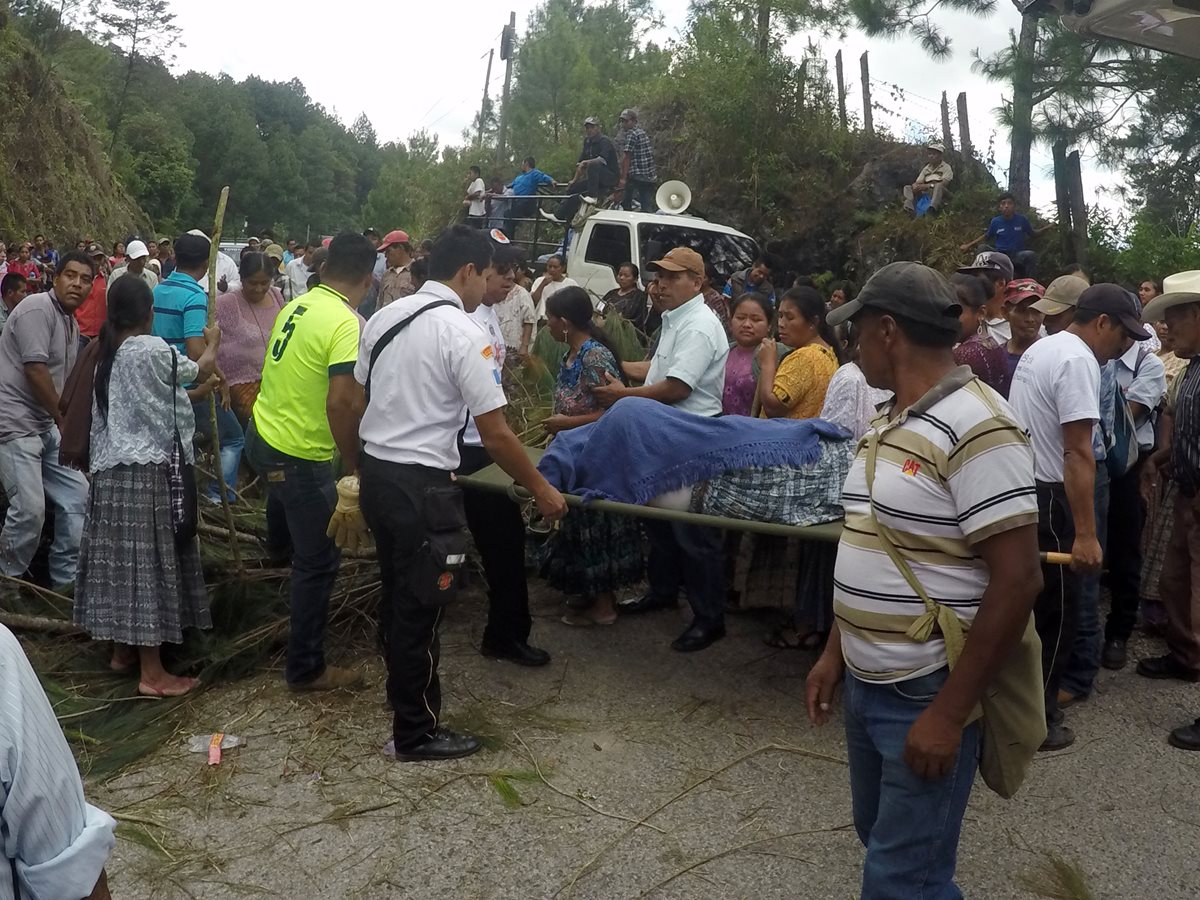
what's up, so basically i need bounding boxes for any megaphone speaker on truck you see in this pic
[655,181,692,216]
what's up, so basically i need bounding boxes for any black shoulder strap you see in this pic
[365,300,457,400]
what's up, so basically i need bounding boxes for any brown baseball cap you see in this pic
[648,247,705,277]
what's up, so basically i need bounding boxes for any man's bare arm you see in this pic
[327,373,364,476]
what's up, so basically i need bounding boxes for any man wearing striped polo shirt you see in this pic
[808,262,1043,898]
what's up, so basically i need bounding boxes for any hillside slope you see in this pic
[0,23,148,246]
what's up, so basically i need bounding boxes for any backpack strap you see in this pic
[365,300,457,401]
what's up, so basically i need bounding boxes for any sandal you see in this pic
[763,626,823,651]
[561,610,618,627]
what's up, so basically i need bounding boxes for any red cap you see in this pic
[378,230,412,252]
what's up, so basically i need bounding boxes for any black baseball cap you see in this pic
[1077,284,1150,341]
[827,262,963,336]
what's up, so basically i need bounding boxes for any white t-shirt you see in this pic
[355,281,506,470]
[467,178,487,217]
[198,251,241,293]
[461,302,506,447]
[1008,329,1100,483]
[532,275,579,319]
[495,285,537,350]
[284,257,310,301]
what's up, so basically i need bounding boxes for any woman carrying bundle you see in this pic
[541,286,643,626]
[73,276,221,696]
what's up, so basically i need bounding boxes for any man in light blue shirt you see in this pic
[593,246,730,652]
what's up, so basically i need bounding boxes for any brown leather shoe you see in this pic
[1057,688,1085,708]
[288,665,363,692]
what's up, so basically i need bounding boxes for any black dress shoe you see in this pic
[1168,719,1200,751]
[1039,722,1075,752]
[390,728,482,762]
[1136,654,1200,682]
[671,622,726,653]
[481,639,551,667]
[1101,639,1128,670]
[616,593,678,615]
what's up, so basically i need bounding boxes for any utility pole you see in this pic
[940,91,954,153]
[956,92,973,161]
[835,50,847,131]
[478,47,494,152]
[496,11,516,163]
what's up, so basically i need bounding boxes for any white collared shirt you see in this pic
[0,625,115,900]
[355,281,507,470]
[1116,339,1167,450]
[646,293,729,417]
[461,302,506,447]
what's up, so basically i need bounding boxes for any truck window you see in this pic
[636,223,758,280]
[584,223,633,274]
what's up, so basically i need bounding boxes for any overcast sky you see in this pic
[167,0,1094,217]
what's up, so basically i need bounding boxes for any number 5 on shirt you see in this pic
[272,306,307,361]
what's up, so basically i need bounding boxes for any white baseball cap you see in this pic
[126,240,150,260]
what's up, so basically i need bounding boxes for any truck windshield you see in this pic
[637,222,759,278]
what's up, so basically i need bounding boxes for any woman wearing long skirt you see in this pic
[541,287,643,625]
[73,275,220,696]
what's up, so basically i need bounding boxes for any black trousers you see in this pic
[1034,481,1082,720]
[557,165,618,222]
[645,518,725,630]
[360,453,451,750]
[457,443,533,646]
[1104,458,1147,643]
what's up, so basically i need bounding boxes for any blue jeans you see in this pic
[0,428,89,587]
[844,668,980,900]
[1062,462,1110,698]
[245,423,339,685]
[193,400,245,502]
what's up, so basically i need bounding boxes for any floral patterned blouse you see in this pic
[554,339,622,416]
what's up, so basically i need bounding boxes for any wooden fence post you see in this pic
[1052,139,1074,261]
[860,51,873,137]
[940,91,955,152]
[1067,150,1089,267]
[835,50,847,131]
[956,91,972,160]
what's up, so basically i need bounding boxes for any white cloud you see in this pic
[168,0,1107,216]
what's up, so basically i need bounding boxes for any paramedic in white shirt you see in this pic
[186,229,241,293]
[355,225,565,763]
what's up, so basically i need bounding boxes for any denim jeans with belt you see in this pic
[0,427,89,587]
[244,422,339,686]
[844,667,980,900]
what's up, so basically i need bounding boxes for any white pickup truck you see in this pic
[562,209,761,305]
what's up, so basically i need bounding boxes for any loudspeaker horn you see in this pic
[655,180,692,216]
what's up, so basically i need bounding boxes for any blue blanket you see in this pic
[538,396,851,505]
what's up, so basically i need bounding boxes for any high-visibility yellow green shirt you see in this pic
[252,284,360,461]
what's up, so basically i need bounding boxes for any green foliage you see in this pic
[1087,207,1200,285]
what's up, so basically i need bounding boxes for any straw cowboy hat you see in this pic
[1143,270,1200,322]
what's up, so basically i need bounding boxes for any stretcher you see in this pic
[455,447,1072,565]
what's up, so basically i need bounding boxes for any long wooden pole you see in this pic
[835,50,847,132]
[860,52,873,137]
[204,186,243,574]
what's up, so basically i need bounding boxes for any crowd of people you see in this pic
[3,171,1200,897]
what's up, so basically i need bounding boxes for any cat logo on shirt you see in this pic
[901,459,921,477]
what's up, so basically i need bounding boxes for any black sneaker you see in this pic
[1039,722,1075,752]
[387,728,482,762]
[480,639,551,667]
[1168,719,1200,751]
[1136,654,1200,682]
[1101,639,1127,670]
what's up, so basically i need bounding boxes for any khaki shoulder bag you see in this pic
[863,403,1046,799]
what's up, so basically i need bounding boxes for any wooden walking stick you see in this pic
[204,186,243,574]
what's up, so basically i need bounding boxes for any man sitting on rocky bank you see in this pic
[903,142,953,217]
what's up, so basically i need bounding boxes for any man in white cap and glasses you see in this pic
[106,239,158,297]
[902,142,953,217]
[1137,272,1200,752]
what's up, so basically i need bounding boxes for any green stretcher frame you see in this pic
[456,446,845,543]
